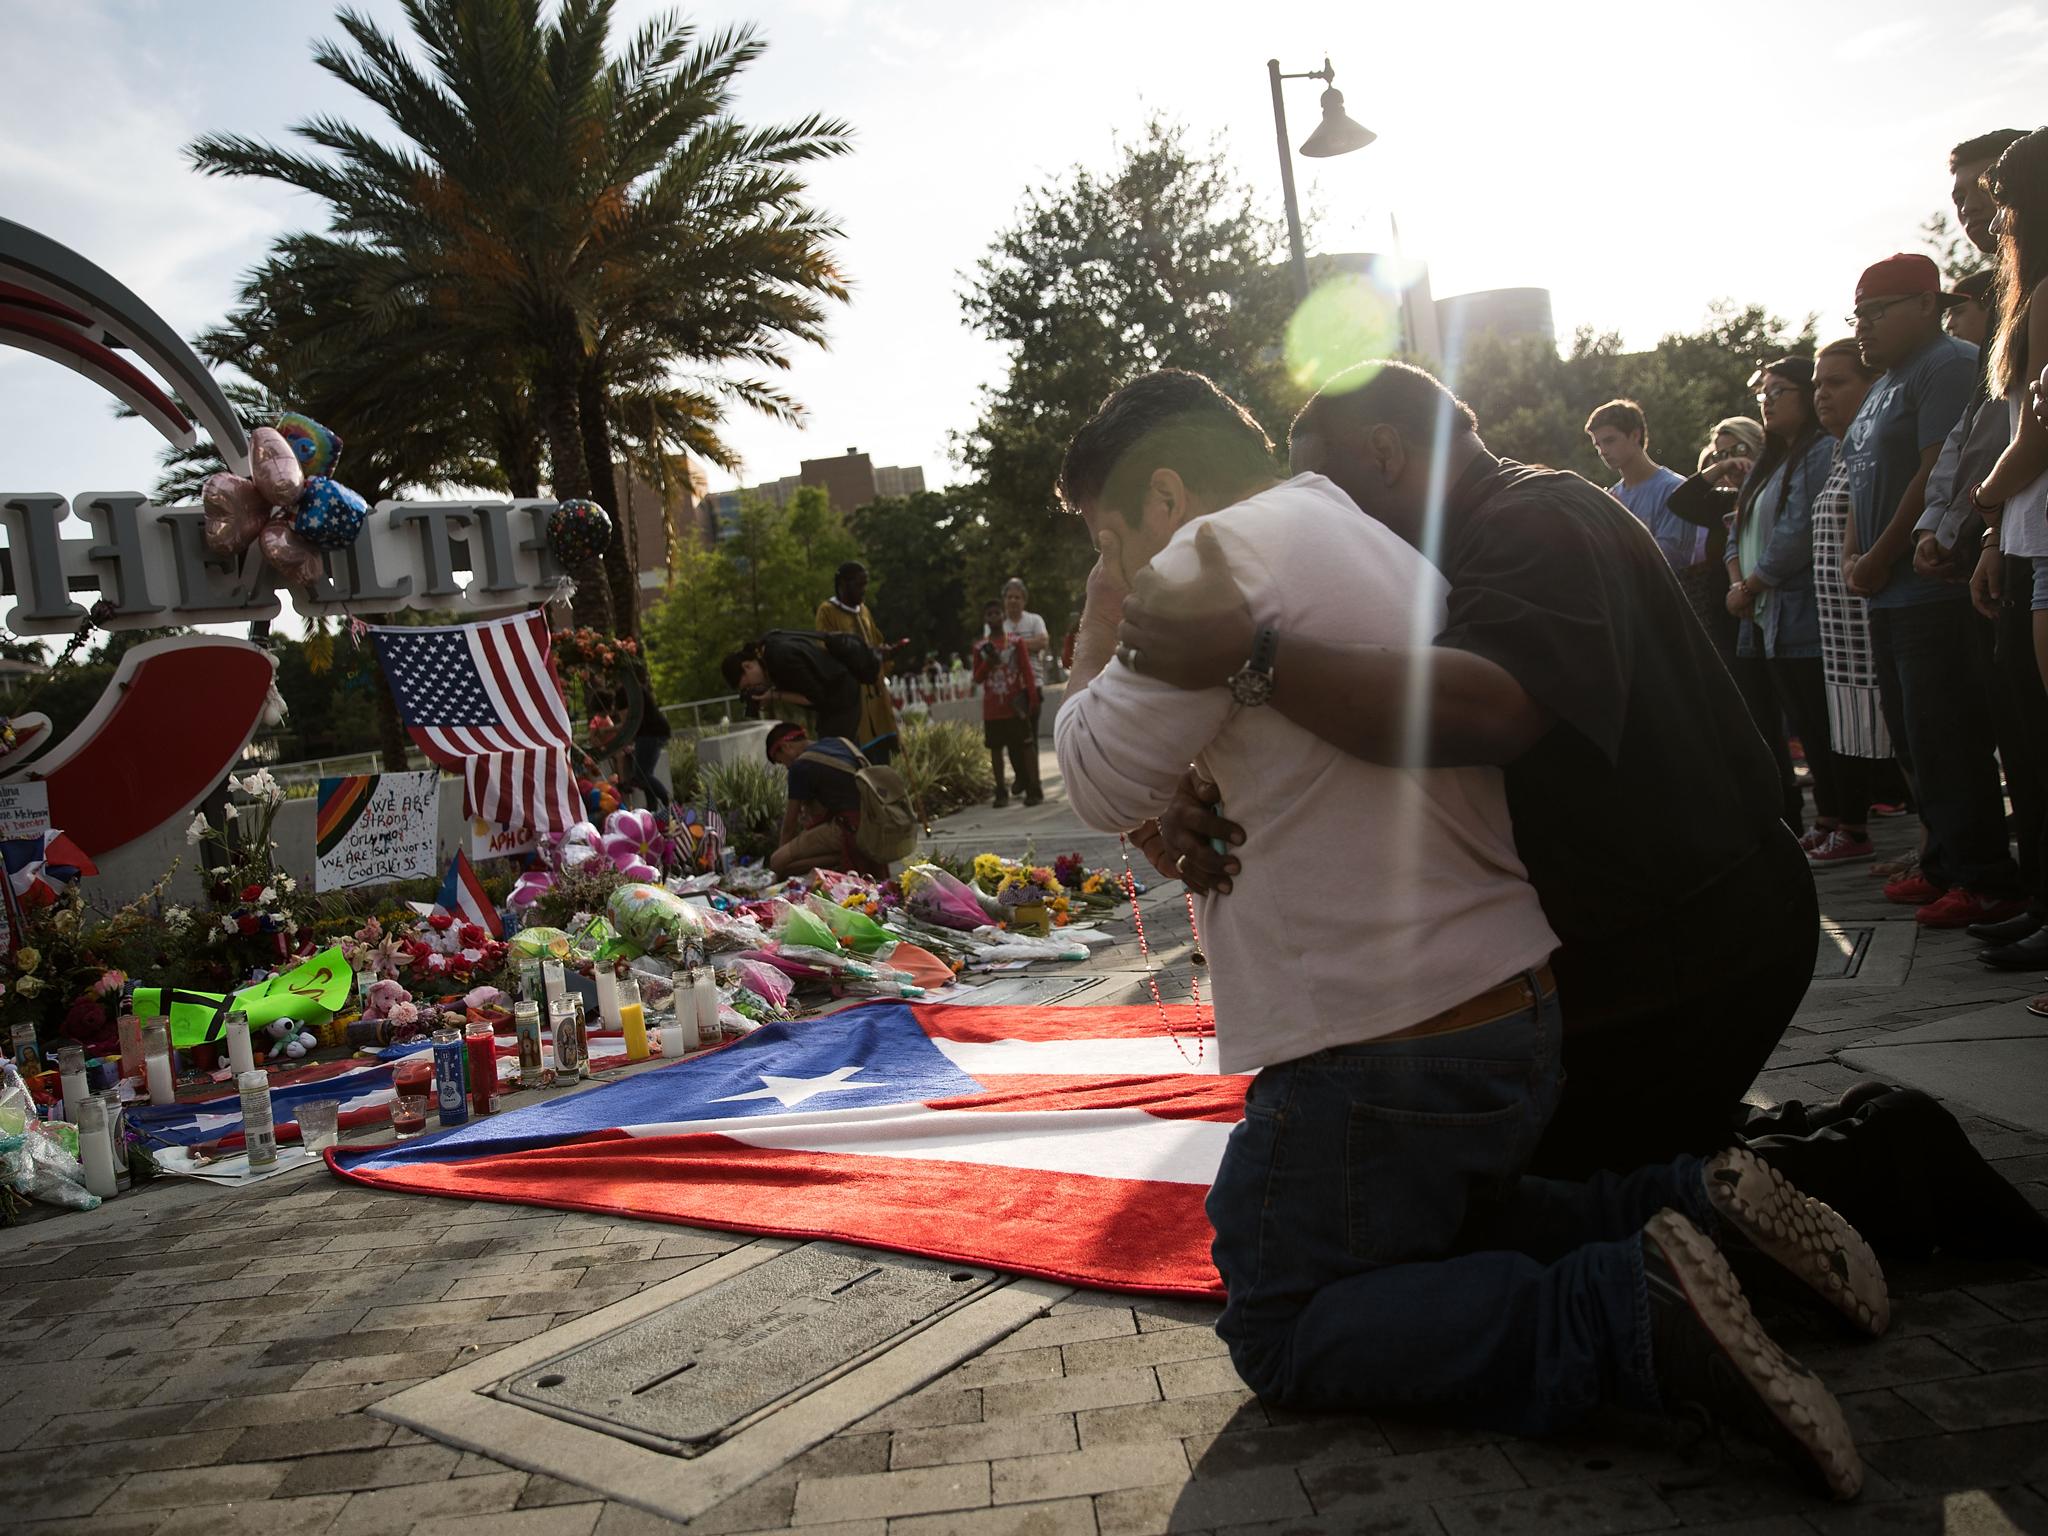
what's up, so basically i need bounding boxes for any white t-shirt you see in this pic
[1004,611,1049,681]
[1055,473,1558,1074]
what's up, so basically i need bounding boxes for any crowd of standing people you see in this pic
[1581,129,2048,1007]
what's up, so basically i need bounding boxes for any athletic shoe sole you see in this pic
[1645,1210,1864,1501]
[1704,1149,1889,1336]
[1808,847,1876,867]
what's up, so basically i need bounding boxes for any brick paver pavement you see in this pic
[4,773,2045,1535]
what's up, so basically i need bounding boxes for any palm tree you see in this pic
[187,0,851,634]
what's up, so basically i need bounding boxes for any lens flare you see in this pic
[1285,276,1399,395]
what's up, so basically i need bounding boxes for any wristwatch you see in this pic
[1228,627,1279,707]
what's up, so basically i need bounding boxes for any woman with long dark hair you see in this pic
[1970,129,2048,690]
[1723,358,1859,855]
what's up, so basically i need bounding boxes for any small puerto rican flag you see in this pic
[436,848,502,937]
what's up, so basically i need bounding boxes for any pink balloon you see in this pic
[248,426,305,508]
[200,473,269,559]
[258,518,326,588]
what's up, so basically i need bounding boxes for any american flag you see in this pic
[368,613,580,838]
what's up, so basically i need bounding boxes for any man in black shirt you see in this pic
[1120,361,1813,1178]
[722,634,863,743]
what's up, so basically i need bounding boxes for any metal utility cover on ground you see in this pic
[374,1238,1068,1527]
[1810,919,1915,985]
[497,1244,999,1453]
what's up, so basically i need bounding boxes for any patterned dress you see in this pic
[1811,448,1890,758]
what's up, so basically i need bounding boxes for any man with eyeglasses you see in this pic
[1843,251,2023,929]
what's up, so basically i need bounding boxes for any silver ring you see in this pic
[1176,854,1188,873]
[1120,645,1141,673]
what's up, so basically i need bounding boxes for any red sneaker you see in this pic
[1808,830,1876,866]
[1798,825,1831,852]
[1884,872,1944,905]
[1916,889,2031,929]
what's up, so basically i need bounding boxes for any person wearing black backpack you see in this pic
[722,633,866,747]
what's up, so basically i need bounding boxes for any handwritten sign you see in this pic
[469,815,537,861]
[314,771,438,892]
[0,781,50,841]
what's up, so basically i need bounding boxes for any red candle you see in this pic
[464,1023,498,1117]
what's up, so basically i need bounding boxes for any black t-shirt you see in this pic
[1433,454,1785,965]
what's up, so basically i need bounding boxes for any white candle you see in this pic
[691,968,719,1045]
[542,959,565,1016]
[659,1021,691,1057]
[225,1017,255,1077]
[76,1098,118,1200]
[57,1046,89,1125]
[594,966,622,1031]
[142,1020,174,1105]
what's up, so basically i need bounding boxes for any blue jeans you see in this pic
[1870,599,2017,893]
[1207,979,1715,1435]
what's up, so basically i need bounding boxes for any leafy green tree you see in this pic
[848,491,974,663]
[956,117,1300,627]
[640,485,857,701]
[1450,302,1817,483]
[188,0,851,635]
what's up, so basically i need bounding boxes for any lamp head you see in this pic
[1300,85,1375,158]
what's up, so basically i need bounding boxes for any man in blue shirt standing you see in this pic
[1844,252,2024,928]
[1587,400,1698,572]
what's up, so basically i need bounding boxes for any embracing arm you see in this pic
[1268,639,1552,768]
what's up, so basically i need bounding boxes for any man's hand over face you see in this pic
[1115,525,1256,690]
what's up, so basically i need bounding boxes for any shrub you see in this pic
[702,758,789,860]
[897,718,994,819]
[665,736,701,803]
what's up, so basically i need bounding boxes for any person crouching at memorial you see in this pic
[764,722,881,878]
[722,634,864,745]
[1053,368,1886,1500]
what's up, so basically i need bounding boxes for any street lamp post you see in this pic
[1266,57,1376,303]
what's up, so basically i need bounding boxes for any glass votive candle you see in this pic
[295,1097,341,1154]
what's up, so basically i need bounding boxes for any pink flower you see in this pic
[510,871,554,908]
[91,969,128,997]
[604,808,674,872]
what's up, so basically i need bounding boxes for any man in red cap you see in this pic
[1844,251,2021,928]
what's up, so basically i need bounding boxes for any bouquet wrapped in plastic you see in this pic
[803,893,895,957]
[898,863,1001,931]
[607,882,714,961]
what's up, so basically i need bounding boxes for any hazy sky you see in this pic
[1,0,2041,506]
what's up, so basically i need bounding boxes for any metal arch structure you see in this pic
[0,217,250,474]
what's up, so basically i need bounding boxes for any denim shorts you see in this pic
[2033,557,2048,612]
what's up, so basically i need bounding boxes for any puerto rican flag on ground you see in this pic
[436,848,503,937]
[331,1002,1240,1297]
[129,1058,395,1148]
